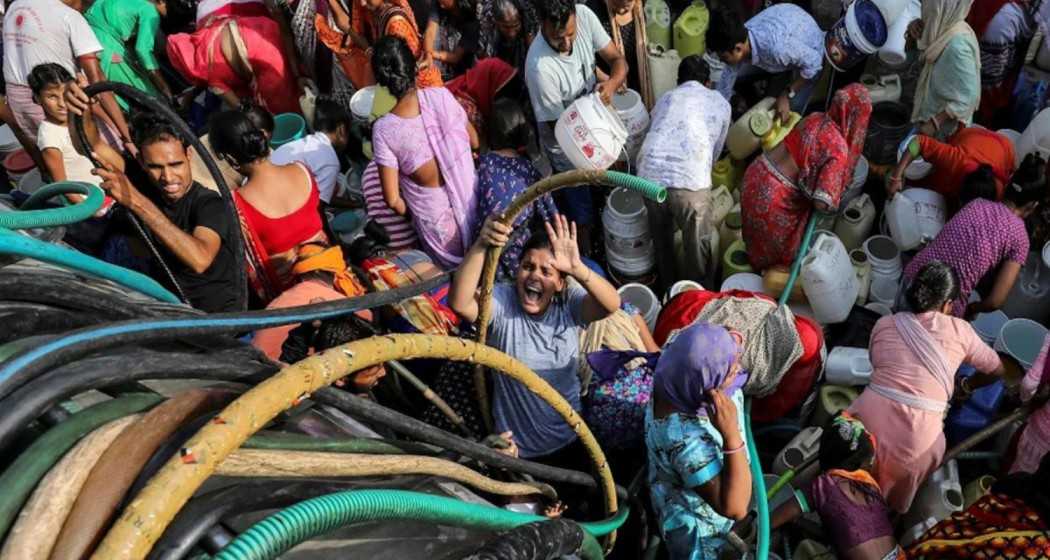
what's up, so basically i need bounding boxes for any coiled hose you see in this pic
[94,334,617,560]
[0,228,180,303]
[212,489,628,560]
[0,182,104,229]
[457,519,602,560]
[0,393,163,541]
[70,81,248,310]
[0,271,448,401]
[243,431,441,455]
[473,169,667,430]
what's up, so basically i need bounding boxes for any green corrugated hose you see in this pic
[0,228,180,303]
[243,432,442,455]
[0,182,105,229]
[0,393,163,541]
[212,489,629,560]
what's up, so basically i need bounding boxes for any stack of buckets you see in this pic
[604,187,656,281]
[863,235,903,308]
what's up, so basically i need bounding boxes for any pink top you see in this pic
[252,280,373,361]
[850,312,1001,512]
[1020,336,1050,447]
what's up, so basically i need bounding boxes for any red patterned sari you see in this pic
[741,84,872,271]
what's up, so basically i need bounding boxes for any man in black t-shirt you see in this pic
[67,82,238,312]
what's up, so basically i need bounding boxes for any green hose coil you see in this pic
[0,229,180,303]
[578,531,604,560]
[745,399,769,560]
[603,171,667,203]
[0,393,162,540]
[1,182,105,229]
[213,489,629,560]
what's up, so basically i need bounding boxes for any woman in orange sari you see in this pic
[316,0,442,89]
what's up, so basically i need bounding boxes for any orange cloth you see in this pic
[291,245,366,297]
[251,279,373,361]
[315,5,441,90]
[917,126,1015,200]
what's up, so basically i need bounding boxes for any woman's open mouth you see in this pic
[522,283,544,305]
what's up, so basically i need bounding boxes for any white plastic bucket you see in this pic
[878,0,918,66]
[971,310,1009,346]
[869,274,899,307]
[886,188,946,251]
[1017,107,1050,162]
[611,89,650,162]
[863,235,902,275]
[618,283,661,331]
[350,86,376,122]
[826,346,873,386]
[998,128,1022,154]
[555,93,628,170]
[666,280,703,302]
[603,188,655,276]
[721,272,764,293]
[801,233,859,324]
[995,318,1048,369]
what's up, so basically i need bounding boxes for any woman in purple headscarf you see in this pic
[644,321,753,560]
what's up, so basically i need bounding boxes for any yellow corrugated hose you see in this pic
[92,334,617,559]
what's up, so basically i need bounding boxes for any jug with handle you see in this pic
[861,73,902,104]
[760,112,802,152]
[727,97,776,159]
[801,232,859,324]
[673,0,709,58]
[834,193,876,251]
[646,45,682,103]
[852,248,871,305]
[645,0,673,50]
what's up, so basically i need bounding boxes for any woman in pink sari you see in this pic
[849,261,1005,513]
[370,35,479,269]
[740,84,872,271]
[167,0,306,115]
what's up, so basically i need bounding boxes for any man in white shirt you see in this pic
[636,55,731,288]
[270,99,351,206]
[524,0,627,252]
[3,0,133,167]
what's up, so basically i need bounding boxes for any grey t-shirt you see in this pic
[489,283,587,458]
[524,4,611,123]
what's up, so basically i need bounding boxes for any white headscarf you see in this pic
[911,0,981,122]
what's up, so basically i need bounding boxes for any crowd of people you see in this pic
[5,0,1050,558]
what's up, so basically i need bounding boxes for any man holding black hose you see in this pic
[64,76,239,313]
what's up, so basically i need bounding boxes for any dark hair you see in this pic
[312,98,351,134]
[372,36,416,99]
[208,110,270,166]
[538,0,574,28]
[677,55,711,86]
[1004,152,1048,207]
[130,111,188,149]
[522,229,553,256]
[239,101,275,137]
[819,412,876,472]
[959,164,999,206]
[493,0,522,22]
[488,98,533,151]
[443,0,477,20]
[906,260,960,312]
[28,63,73,96]
[706,5,747,54]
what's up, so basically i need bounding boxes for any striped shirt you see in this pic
[362,162,419,251]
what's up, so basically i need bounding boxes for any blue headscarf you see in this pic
[652,321,746,415]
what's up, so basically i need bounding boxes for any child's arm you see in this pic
[40,148,67,183]
[449,215,512,324]
[696,389,752,521]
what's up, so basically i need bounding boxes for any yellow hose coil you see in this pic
[216,449,557,499]
[93,334,617,559]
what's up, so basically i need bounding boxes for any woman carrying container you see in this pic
[371,36,479,269]
[887,124,1015,202]
[908,0,981,134]
[849,261,1005,514]
[900,153,1045,319]
[739,84,872,272]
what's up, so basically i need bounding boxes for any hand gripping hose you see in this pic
[0,393,163,542]
[473,169,667,431]
[94,334,618,560]
[0,272,448,401]
[211,489,628,560]
[0,228,180,303]
[0,182,104,229]
[215,448,556,498]
[70,81,248,310]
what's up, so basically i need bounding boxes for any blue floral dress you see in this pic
[644,391,748,560]
[475,152,557,280]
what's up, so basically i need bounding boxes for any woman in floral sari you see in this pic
[315,0,442,90]
[740,84,872,271]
